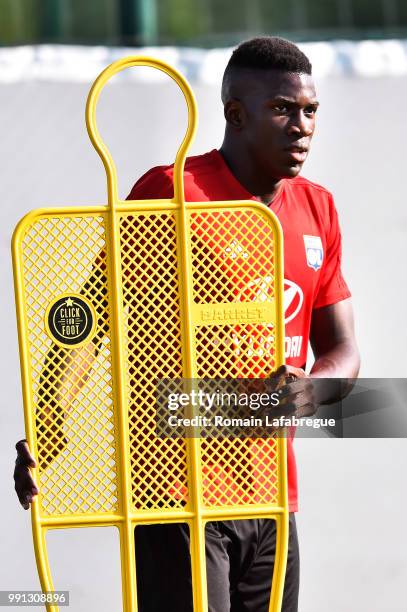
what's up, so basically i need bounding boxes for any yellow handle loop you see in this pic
[85,56,198,209]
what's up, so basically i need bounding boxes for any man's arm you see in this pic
[309,298,360,380]
[14,340,99,509]
[14,260,108,510]
[272,298,360,417]
[37,340,99,452]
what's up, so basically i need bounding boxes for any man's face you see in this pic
[227,70,318,180]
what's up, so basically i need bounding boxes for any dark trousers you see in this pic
[135,514,299,612]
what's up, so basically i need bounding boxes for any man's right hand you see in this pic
[14,440,39,510]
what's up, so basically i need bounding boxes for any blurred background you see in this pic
[1,1,406,611]
[1,0,407,45]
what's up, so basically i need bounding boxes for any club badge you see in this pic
[303,235,323,271]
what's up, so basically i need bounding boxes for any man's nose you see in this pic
[287,111,314,137]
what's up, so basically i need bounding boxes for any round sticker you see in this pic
[45,294,96,347]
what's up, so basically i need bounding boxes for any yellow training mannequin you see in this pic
[12,57,288,612]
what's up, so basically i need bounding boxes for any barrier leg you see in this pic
[268,512,289,612]
[32,522,59,612]
[119,522,138,612]
[189,518,208,612]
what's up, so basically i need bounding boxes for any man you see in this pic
[14,37,360,611]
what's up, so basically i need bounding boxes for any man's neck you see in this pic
[219,142,283,205]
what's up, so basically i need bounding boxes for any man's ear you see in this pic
[224,99,246,129]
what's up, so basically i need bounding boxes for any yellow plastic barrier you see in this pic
[12,57,288,612]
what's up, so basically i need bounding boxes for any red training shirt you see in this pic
[127,149,351,512]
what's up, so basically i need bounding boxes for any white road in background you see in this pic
[1,73,406,611]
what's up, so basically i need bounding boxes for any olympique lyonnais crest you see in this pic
[303,235,323,271]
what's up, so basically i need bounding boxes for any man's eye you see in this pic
[305,106,318,116]
[273,105,288,113]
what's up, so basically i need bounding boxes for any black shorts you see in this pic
[135,514,299,612]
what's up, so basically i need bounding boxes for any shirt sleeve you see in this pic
[91,167,174,282]
[126,166,174,200]
[313,194,351,309]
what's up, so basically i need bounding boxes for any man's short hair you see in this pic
[226,36,312,74]
[222,36,312,102]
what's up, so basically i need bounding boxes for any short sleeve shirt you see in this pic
[127,149,351,511]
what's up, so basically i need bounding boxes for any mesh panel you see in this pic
[17,204,282,516]
[119,213,188,511]
[190,209,275,304]
[21,215,117,515]
[194,324,276,379]
[190,209,279,507]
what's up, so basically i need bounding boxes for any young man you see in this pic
[14,37,360,611]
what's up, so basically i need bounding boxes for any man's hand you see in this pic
[270,364,317,418]
[241,365,317,421]
[14,440,39,510]
[269,364,349,420]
